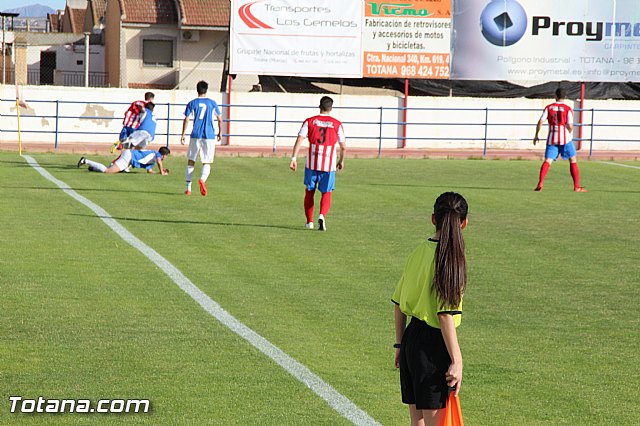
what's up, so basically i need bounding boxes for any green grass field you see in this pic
[1,151,639,425]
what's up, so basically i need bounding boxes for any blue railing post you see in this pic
[589,109,595,157]
[166,102,171,148]
[378,106,383,158]
[483,107,489,157]
[273,104,278,153]
[54,100,60,149]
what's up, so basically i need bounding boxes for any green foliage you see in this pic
[0,152,638,425]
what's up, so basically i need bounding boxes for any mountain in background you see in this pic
[2,4,56,18]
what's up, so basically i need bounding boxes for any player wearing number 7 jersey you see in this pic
[180,80,223,196]
[290,96,346,231]
[533,88,586,192]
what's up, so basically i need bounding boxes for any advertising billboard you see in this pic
[362,0,452,79]
[230,0,363,78]
[451,0,640,82]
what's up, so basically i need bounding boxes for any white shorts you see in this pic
[187,137,216,163]
[124,130,152,149]
[113,150,132,171]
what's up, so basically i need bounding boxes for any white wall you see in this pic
[1,85,640,152]
[26,44,105,72]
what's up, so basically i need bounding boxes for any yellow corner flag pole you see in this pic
[16,97,22,156]
[15,81,23,156]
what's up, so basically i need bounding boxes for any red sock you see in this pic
[320,192,332,216]
[570,162,581,189]
[537,162,550,188]
[304,189,315,223]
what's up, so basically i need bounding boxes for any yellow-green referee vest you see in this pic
[392,239,463,329]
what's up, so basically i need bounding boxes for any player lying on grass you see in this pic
[77,146,170,175]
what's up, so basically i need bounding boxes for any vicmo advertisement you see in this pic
[362,0,451,78]
[451,0,640,82]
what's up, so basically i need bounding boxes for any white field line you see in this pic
[24,155,380,426]
[600,161,640,170]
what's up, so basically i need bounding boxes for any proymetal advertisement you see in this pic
[451,0,640,82]
[230,0,363,78]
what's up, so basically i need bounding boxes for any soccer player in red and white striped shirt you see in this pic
[290,96,346,231]
[533,88,586,192]
[111,92,154,153]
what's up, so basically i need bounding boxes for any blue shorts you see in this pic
[545,142,577,161]
[304,168,335,193]
[119,126,135,142]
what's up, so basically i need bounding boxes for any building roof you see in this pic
[89,0,107,25]
[118,0,178,25]
[116,0,228,27]
[177,0,230,27]
[66,7,87,33]
[47,12,60,32]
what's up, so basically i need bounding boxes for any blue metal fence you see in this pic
[2,98,640,156]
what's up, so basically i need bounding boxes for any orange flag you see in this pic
[441,392,464,426]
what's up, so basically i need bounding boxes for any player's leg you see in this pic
[123,131,145,150]
[418,408,443,426]
[80,157,108,173]
[316,171,336,231]
[304,189,315,228]
[536,145,557,191]
[408,405,425,426]
[112,127,132,153]
[184,138,200,195]
[563,142,587,192]
[303,168,317,228]
[569,158,586,191]
[103,150,131,174]
[198,139,216,196]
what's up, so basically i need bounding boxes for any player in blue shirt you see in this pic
[77,146,170,175]
[120,102,158,150]
[180,81,223,196]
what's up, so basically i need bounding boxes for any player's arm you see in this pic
[155,157,168,175]
[438,313,463,395]
[337,141,346,171]
[216,114,223,142]
[533,119,544,145]
[180,116,190,145]
[566,110,574,133]
[337,125,346,170]
[393,304,406,369]
[290,135,305,172]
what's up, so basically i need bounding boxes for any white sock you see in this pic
[186,165,195,190]
[201,164,211,182]
[86,159,107,172]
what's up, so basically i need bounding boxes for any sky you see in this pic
[2,0,67,11]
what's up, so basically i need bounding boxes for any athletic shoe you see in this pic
[305,222,314,229]
[110,142,119,153]
[534,186,543,191]
[122,165,132,173]
[185,190,191,195]
[77,157,86,168]
[318,215,326,231]
[574,187,588,192]
[199,179,207,196]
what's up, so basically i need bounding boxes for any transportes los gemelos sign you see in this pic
[362,0,451,78]
[230,0,364,78]
[451,0,640,82]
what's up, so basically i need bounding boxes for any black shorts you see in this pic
[399,317,451,409]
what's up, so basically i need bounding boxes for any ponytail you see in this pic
[432,192,468,309]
